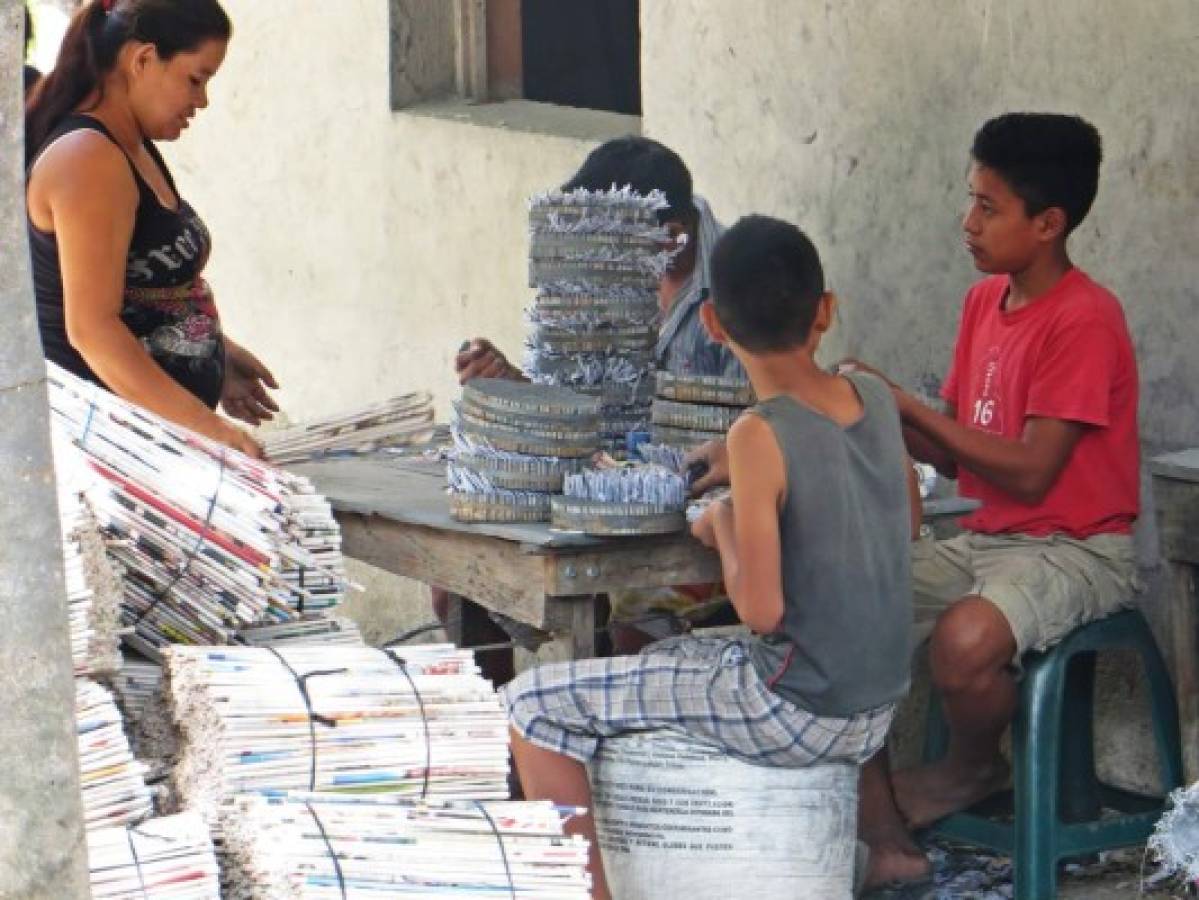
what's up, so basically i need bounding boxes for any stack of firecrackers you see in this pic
[448,377,599,523]
[651,370,754,450]
[524,186,678,458]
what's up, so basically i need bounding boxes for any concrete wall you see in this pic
[641,0,1199,454]
[165,0,635,425]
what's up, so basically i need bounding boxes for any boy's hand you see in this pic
[689,498,730,548]
[454,338,522,384]
[835,357,900,390]
[684,439,730,495]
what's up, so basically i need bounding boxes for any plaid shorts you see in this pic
[502,635,894,767]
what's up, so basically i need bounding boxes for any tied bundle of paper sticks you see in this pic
[236,616,364,649]
[47,363,349,659]
[164,644,510,821]
[87,811,220,899]
[76,679,153,831]
[262,393,436,465]
[218,793,591,899]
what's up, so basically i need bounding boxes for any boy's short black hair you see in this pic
[562,135,695,224]
[711,215,826,353]
[971,113,1102,235]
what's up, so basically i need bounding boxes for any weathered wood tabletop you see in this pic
[292,454,981,660]
[1149,449,1199,780]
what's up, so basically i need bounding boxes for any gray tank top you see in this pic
[747,372,912,717]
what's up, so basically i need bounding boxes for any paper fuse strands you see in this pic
[46,364,349,659]
[76,679,153,831]
[61,490,125,678]
[651,371,754,450]
[526,187,678,458]
[88,811,220,899]
[449,379,600,523]
[551,464,688,536]
[164,644,510,821]
[262,393,436,466]
[56,430,125,677]
[527,185,670,287]
[219,793,591,900]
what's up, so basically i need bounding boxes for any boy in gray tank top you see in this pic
[501,215,917,898]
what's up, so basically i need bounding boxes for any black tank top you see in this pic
[28,114,225,408]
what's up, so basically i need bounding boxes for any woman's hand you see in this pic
[206,416,266,460]
[222,340,279,426]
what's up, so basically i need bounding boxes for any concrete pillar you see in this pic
[0,3,90,896]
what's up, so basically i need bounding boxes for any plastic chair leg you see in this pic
[1057,652,1100,823]
[1013,654,1065,900]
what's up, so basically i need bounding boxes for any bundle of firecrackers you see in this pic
[525,186,678,457]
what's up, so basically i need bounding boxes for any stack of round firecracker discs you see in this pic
[449,378,599,523]
[551,463,687,536]
[651,370,755,449]
[525,186,677,456]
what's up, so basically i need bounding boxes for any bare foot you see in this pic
[860,838,931,893]
[893,757,1010,829]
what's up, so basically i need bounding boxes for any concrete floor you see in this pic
[867,843,1190,899]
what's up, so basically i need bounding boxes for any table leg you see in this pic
[545,594,608,661]
[444,592,516,686]
[1167,563,1199,782]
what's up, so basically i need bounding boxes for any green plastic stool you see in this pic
[922,608,1184,900]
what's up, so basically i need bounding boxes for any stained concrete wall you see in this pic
[640,0,1199,454]
[165,0,636,425]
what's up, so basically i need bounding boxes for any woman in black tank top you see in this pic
[25,0,276,459]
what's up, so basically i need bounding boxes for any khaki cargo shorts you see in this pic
[912,531,1141,665]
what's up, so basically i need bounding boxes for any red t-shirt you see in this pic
[941,268,1139,538]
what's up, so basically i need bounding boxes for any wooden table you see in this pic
[293,455,981,661]
[1149,448,1199,780]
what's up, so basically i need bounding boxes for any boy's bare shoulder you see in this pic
[729,407,774,443]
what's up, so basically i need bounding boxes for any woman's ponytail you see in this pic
[24,2,118,166]
[24,0,231,168]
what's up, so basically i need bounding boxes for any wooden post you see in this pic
[0,6,90,895]
[455,0,488,101]
[1150,452,1199,782]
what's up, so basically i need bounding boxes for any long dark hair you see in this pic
[25,0,232,166]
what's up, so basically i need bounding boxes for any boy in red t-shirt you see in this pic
[846,112,1142,887]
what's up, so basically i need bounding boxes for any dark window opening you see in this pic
[520,0,641,116]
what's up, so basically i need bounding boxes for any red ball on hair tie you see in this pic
[102,0,115,12]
